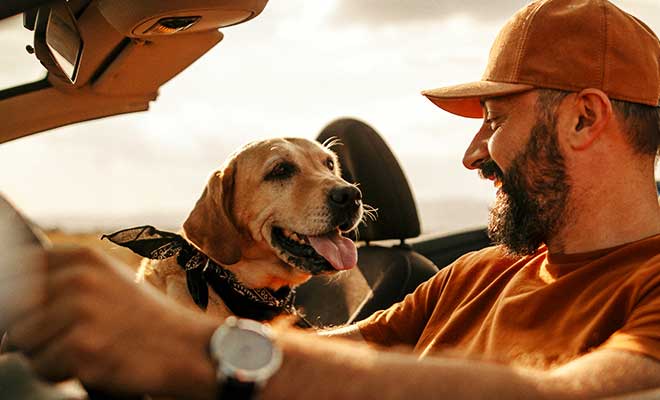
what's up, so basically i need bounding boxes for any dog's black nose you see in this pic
[329,185,362,207]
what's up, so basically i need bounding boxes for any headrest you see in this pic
[316,118,420,242]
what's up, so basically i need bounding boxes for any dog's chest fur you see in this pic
[138,257,233,318]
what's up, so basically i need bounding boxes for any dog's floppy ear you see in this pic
[183,161,241,265]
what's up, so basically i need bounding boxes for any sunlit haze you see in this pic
[0,0,658,236]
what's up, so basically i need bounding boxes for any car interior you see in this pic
[0,0,493,329]
[0,0,491,393]
[1,0,267,143]
[1,1,659,399]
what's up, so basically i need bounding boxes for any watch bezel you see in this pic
[210,317,283,385]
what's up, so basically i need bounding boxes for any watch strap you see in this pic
[218,377,257,400]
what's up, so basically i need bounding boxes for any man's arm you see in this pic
[263,331,660,400]
[540,350,660,398]
[5,246,660,399]
[317,323,365,341]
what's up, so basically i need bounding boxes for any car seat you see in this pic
[294,118,439,327]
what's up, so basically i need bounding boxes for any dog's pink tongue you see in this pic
[308,231,357,270]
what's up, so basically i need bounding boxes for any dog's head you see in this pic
[183,138,363,285]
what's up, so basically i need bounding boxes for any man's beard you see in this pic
[482,115,571,256]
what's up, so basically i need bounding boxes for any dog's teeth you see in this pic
[290,232,303,244]
[279,229,309,246]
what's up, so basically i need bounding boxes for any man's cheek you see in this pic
[487,133,511,172]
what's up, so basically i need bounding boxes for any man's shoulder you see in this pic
[614,234,660,289]
[596,233,660,274]
[446,244,545,279]
[454,244,544,268]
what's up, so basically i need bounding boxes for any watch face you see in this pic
[220,328,274,371]
[211,318,283,384]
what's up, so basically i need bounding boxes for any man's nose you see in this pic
[462,122,492,170]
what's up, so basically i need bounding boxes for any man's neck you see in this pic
[547,178,660,255]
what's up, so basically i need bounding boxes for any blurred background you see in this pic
[1,0,659,239]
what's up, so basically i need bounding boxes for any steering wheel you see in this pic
[0,194,146,400]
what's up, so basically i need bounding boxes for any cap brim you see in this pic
[421,81,535,118]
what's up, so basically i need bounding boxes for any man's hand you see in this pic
[5,246,218,399]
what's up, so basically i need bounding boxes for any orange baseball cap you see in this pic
[422,0,660,118]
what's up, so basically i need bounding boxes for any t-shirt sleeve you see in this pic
[600,258,660,361]
[356,267,452,347]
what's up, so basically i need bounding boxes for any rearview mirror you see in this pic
[33,1,83,84]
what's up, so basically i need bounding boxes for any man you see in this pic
[3,0,660,399]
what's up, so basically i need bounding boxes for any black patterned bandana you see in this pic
[102,225,301,322]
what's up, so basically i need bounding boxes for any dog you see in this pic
[105,137,364,322]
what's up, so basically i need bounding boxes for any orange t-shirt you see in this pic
[357,234,660,369]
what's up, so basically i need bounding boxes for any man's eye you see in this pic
[325,158,335,171]
[265,162,298,181]
[486,117,501,131]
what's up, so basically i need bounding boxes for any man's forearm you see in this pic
[263,329,543,400]
[317,323,365,341]
[143,321,660,400]
[185,324,538,400]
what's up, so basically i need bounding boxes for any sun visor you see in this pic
[97,0,268,38]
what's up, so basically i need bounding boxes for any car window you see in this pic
[0,0,658,240]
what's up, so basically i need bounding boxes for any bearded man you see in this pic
[345,0,660,373]
[4,0,660,399]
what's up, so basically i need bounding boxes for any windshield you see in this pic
[0,0,659,237]
[0,15,46,90]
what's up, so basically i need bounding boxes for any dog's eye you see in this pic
[325,158,335,171]
[265,162,298,181]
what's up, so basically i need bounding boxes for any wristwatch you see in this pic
[209,316,283,400]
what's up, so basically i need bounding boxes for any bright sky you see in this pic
[0,0,659,234]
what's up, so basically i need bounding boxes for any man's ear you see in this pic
[183,160,241,265]
[567,89,613,150]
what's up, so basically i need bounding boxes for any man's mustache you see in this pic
[478,159,504,181]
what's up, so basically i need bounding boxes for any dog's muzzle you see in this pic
[328,185,362,230]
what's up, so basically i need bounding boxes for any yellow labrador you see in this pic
[107,138,363,321]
